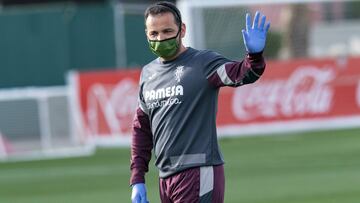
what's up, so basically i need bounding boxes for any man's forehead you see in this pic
[146,12,177,29]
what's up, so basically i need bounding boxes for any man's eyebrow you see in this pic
[162,28,175,32]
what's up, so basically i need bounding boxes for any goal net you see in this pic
[0,87,94,162]
[177,0,360,60]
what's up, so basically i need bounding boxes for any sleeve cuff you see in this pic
[130,168,146,186]
[246,52,263,61]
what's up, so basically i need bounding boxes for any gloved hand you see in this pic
[242,11,271,54]
[131,183,149,203]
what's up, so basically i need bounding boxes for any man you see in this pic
[130,1,270,203]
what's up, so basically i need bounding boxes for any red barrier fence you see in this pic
[69,57,360,145]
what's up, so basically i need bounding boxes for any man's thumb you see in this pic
[241,29,247,41]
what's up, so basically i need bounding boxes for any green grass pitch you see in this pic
[1,128,360,203]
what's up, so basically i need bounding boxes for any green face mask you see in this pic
[148,32,180,59]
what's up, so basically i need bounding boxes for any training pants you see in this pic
[159,165,224,203]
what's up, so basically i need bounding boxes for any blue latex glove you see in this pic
[131,183,149,203]
[242,11,271,54]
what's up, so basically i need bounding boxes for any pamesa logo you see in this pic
[144,85,183,102]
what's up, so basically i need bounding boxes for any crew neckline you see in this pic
[158,47,193,65]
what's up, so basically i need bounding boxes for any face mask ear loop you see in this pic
[175,12,182,41]
[175,26,181,40]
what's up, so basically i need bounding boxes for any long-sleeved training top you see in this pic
[130,47,265,185]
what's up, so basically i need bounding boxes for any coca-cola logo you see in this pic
[111,79,139,132]
[357,80,360,108]
[86,79,138,135]
[232,66,336,121]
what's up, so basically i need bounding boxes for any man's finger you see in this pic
[140,193,147,203]
[265,22,271,33]
[140,197,148,203]
[246,13,251,31]
[252,11,260,29]
[132,195,140,203]
[259,15,266,30]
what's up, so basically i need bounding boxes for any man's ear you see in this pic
[180,23,186,38]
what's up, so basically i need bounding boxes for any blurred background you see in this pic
[0,0,360,202]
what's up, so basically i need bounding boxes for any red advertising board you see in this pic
[69,69,140,145]
[217,57,360,135]
[70,57,360,145]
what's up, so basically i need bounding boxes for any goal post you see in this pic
[0,86,95,162]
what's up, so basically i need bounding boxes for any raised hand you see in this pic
[242,11,271,54]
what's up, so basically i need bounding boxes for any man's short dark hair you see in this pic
[144,1,182,27]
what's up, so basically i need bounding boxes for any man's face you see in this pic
[145,12,180,41]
